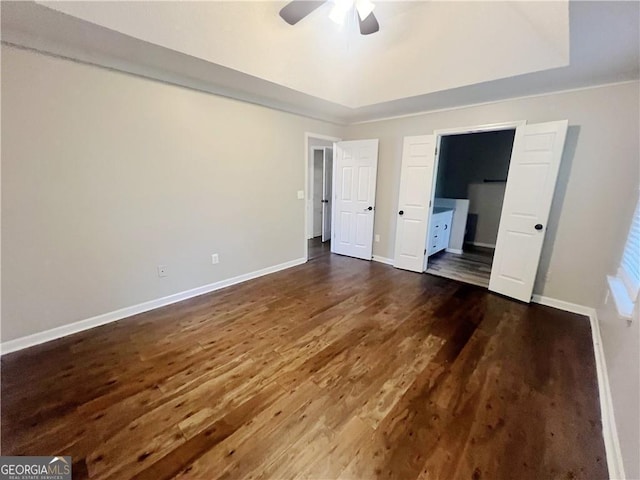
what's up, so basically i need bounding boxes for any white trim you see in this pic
[0,257,306,355]
[588,310,626,480]
[309,147,326,240]
[531,294,594,317]
[468,241,496,249]
[434,120,525,137]
[607,275,634,319]
[531,295,625,480]
[304,132,341,260]
[372,255,394,266]
[351,80,639,125]
[445,248,464,254]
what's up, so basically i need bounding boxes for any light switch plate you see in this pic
[297,190,305,200]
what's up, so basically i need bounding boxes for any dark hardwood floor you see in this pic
[308,236,331,260]
[1,253,607,479]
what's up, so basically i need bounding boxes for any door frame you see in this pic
[304,132,341,261]
[425,121,526,273]
[309,147,325,240]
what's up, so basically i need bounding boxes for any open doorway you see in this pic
[305,133,339,261]
[309,147,333,259]
[394,121,568,301]
[425,129,516,287]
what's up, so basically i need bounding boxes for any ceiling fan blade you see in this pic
[279,1,326,25]
[358,11,379,35]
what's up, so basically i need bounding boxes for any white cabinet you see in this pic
[427,208,453,256]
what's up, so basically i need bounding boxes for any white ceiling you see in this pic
[2,1,638,124]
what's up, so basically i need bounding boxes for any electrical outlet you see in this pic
[374,234,380,243]
[157,265,168,277]
[211,254,219,264]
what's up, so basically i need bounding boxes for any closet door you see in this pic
[393,135,437,272]
[489,120,568,302]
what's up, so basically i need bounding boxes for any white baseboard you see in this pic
[0,257,307,355]
[587,310,626,480]
[531,294,625,479]
[445,248,463,254]
[531,294,595,317]
[372,255,394,266]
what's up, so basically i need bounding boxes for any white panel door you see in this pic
[393,135,437,272]
[489,120,568,302]
[332,139,379,260]
[322,147,333,243]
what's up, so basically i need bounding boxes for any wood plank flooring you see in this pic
[1,253,607,479]
[308,237,331,260]
[426,245,494,288]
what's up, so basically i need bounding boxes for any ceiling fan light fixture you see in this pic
[328,0,352,25]
[280,0,379,35]
[355,0,375,21]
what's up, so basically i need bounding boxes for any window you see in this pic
[608,194,640,319]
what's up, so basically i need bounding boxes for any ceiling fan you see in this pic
[279,0,380,35]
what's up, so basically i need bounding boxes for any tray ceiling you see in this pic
[2,1,638,123]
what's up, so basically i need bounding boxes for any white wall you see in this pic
[1,45,341,342]
[344,81,640,308]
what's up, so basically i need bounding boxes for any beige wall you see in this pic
[597,185,639,479]
[467,182,506,246]
[344,81,640,308]
[1,45,341,342]
[600,299,640,479]
[2,45,638,345]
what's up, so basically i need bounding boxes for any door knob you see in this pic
[399,210,404,216]
[535,224,544,230]
[367,206,373,211]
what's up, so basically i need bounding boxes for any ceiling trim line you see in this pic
[351,79,639,125]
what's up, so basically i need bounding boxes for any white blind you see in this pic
[619,198,640,301]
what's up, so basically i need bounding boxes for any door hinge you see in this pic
[424,249,427,254]
[429,200,432,207]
